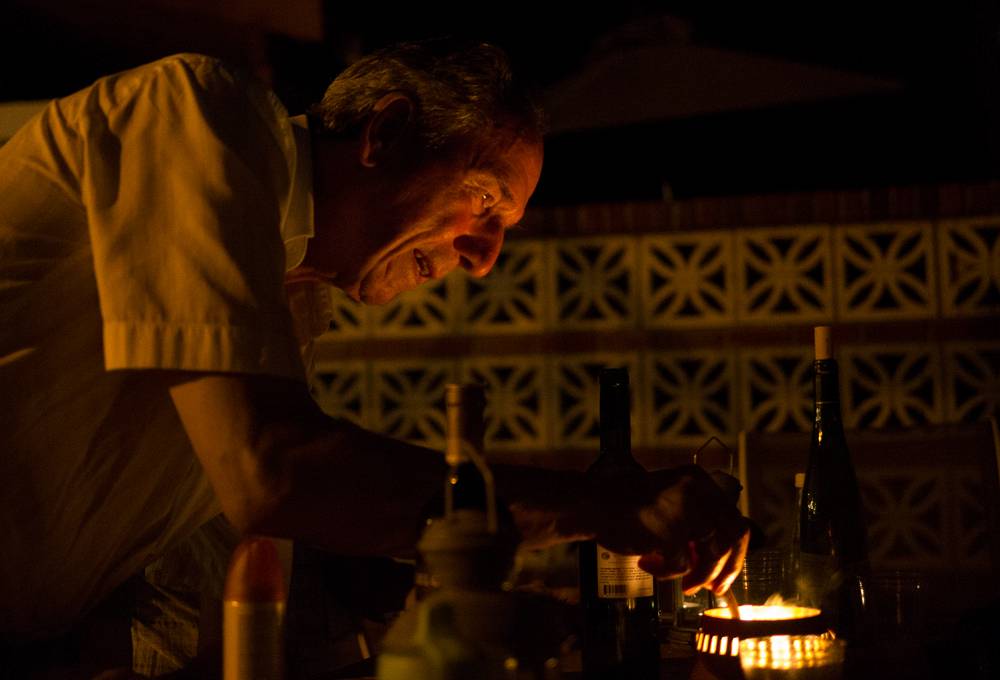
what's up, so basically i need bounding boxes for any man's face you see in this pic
[316,136,543,306]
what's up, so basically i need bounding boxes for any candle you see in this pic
[739,635,845,679]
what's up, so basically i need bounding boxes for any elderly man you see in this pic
[0,39,748,676]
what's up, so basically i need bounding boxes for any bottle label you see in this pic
[595,544,654,598]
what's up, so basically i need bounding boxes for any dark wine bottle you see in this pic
[798,326,870,641]
[414,383,495,599]
[579,367,659,679]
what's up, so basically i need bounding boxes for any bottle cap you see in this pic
[813,326,832,360]
[599,366,629,390]
[224,536,287,602]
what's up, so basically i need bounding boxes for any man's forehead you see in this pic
[474,139,542,180]
[469,131,541,163]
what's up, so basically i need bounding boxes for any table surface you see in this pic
[323,622,970,680]
[331,643,951,680]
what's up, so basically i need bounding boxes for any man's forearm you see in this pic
[171,373,449,556]
[171,372,608,558]
[263,420,595,555]
[491,464,593,548]
[255,417,449,557]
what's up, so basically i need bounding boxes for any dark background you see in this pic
[3,0,999,205]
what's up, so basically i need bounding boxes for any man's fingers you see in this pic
[681,538,729,594]
[638,550,687,579]
[630,466,755,596]
[711,528,750,595]
[680,522,752,595]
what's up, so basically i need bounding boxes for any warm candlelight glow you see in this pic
[740,635,845,673]
[705,605,821,621]
[695,597,828,677]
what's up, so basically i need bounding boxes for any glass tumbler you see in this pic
[734,548,788,605]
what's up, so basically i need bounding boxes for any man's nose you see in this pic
[455,220,505,278]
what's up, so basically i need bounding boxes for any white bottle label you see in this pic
[595,544,654,598]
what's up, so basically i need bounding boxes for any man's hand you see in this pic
[585,465,750,597]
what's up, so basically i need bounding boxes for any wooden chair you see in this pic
[736,418,1000,627]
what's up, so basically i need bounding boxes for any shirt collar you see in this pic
[282,114,315,272]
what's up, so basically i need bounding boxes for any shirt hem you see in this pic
[103,320,305,381]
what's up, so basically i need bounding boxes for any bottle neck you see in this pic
[593,368,640,471]
[600,390,630,461]
[813,359,843,422]
[443,383,496,531]
[445,385,485,467]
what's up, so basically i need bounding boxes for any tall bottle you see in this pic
[579,367,659,679]
[224,536,287,680]
[413,383,494,599]
[798,326,869,641]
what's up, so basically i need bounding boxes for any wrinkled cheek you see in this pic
[432,208,474,234]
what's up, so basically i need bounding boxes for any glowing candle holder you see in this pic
[693,605,828,679]
[739,635,845,679]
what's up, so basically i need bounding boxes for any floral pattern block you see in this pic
[641,232,735,328]
[461,357,548,450]
[860,470,948,568]
[644,351,735,447]
[550,237,637,330]
[944,342,1000,423]
[739,348,814,433]
[370,360,455,448]
[369,275,455,337]
[939,219,1000,317]
[755,468,800,547]
[954,469,995,569]
[841,345,943,429]
[311,361,367,427]
[461,240,546,334]
[835,222,936,320]
[551,354,641,449]
[323,286,367,337]
[736,226,833,323]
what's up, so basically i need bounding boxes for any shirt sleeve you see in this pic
[77,55,304,380]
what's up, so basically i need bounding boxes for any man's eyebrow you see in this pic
[470,167,514,205]
[496,178,514,204]
[488,165,516,203]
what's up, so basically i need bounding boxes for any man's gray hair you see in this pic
[311,38,545,154]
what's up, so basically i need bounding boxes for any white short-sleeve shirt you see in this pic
[0,53,316,638]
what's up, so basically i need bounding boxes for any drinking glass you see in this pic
[868,569,925,640]
[733,548,788,605]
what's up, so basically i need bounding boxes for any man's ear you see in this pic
[360,93,414,168]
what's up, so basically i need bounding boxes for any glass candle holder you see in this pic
[739,635,845,680]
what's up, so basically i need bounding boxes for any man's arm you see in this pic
[168,371,748,593]
[168,372,448,557]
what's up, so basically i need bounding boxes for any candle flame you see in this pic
[705,604,821,620]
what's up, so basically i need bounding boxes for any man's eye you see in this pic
[473,190,496,215]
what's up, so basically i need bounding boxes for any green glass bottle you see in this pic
[798,327,870,642]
